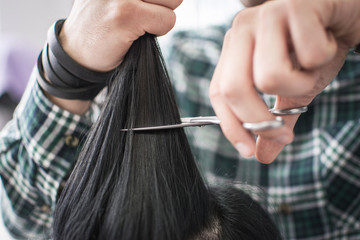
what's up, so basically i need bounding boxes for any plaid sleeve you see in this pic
[0,67,95,239]
[168,24,360,239]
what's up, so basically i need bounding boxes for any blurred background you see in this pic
[0,0,241,238]
[0,0,73,130]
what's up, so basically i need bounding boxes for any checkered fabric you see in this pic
[167,25,360,239]
[0,70,96,239]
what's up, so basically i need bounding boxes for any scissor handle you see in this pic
[270,106,308,115]
[181,116,221,124]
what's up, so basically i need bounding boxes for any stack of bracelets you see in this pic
[37,19,116,100]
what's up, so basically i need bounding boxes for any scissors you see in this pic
[121,106,308,132]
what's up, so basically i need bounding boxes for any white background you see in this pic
[0,0,242,50]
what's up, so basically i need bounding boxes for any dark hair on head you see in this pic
[196,187,282,240]
[53,34,282,240]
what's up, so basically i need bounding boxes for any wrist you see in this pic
[59,19,123,72]
[37,19,114,101]
[44,91,91,115]
[41,60,92,115]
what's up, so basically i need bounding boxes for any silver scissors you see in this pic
[121,106,308,132]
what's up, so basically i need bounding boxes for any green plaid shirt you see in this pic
[167,25,360,239]
[0,70,96,239]
[0,24,360,239]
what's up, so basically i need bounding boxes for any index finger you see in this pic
[219,18,293,139]
[210,14,293,158]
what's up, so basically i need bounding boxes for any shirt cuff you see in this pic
[16,67,97,203]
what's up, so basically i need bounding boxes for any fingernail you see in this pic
[274,135,292,145]
[235,142,254,158]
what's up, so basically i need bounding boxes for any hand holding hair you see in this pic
[60,0,181,72]
[209,0,360,163]
[41,0,182,114]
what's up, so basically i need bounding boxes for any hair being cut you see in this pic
[53,33,282,240]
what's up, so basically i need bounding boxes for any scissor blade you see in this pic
[119,106,308,132]
[121,116,220,131]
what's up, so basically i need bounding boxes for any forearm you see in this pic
[43,92,91,115]
[0,71,94,238]
[41,21,98,115]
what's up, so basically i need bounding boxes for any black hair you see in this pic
[53,34,282,240]
[199,187,282,240]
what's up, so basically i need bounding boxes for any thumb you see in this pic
[255,115,298,163]
[255,96,311,163]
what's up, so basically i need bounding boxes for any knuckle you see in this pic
[209,83,222,100]
[254,69,281,94]
[115,1,139,21]
[283,0,307,25]
[283,0,304,11]
[119,1,138,13]
[158,11,176,35]
[257,2,281,23]
[229,8,257,39]
[257,4,272,20]
[223,29,233,43]
[220,82,239,101]
[298,45,334,69]
[232,13,243,28]
[232,9,253,28]
[219,81,251,103]
[284,0,301,13]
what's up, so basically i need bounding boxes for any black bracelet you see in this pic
[46,43,89,88]
[41,43,71,88]
[48,19,116,83]
[37,51,105,100]
[37,19,117,100]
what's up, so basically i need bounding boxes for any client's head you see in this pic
[194,186,281,240]
[53,34,281,240]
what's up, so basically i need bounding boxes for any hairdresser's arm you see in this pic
[45,0,182,114]
[210,0,360,163]
[0,72,95,238]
